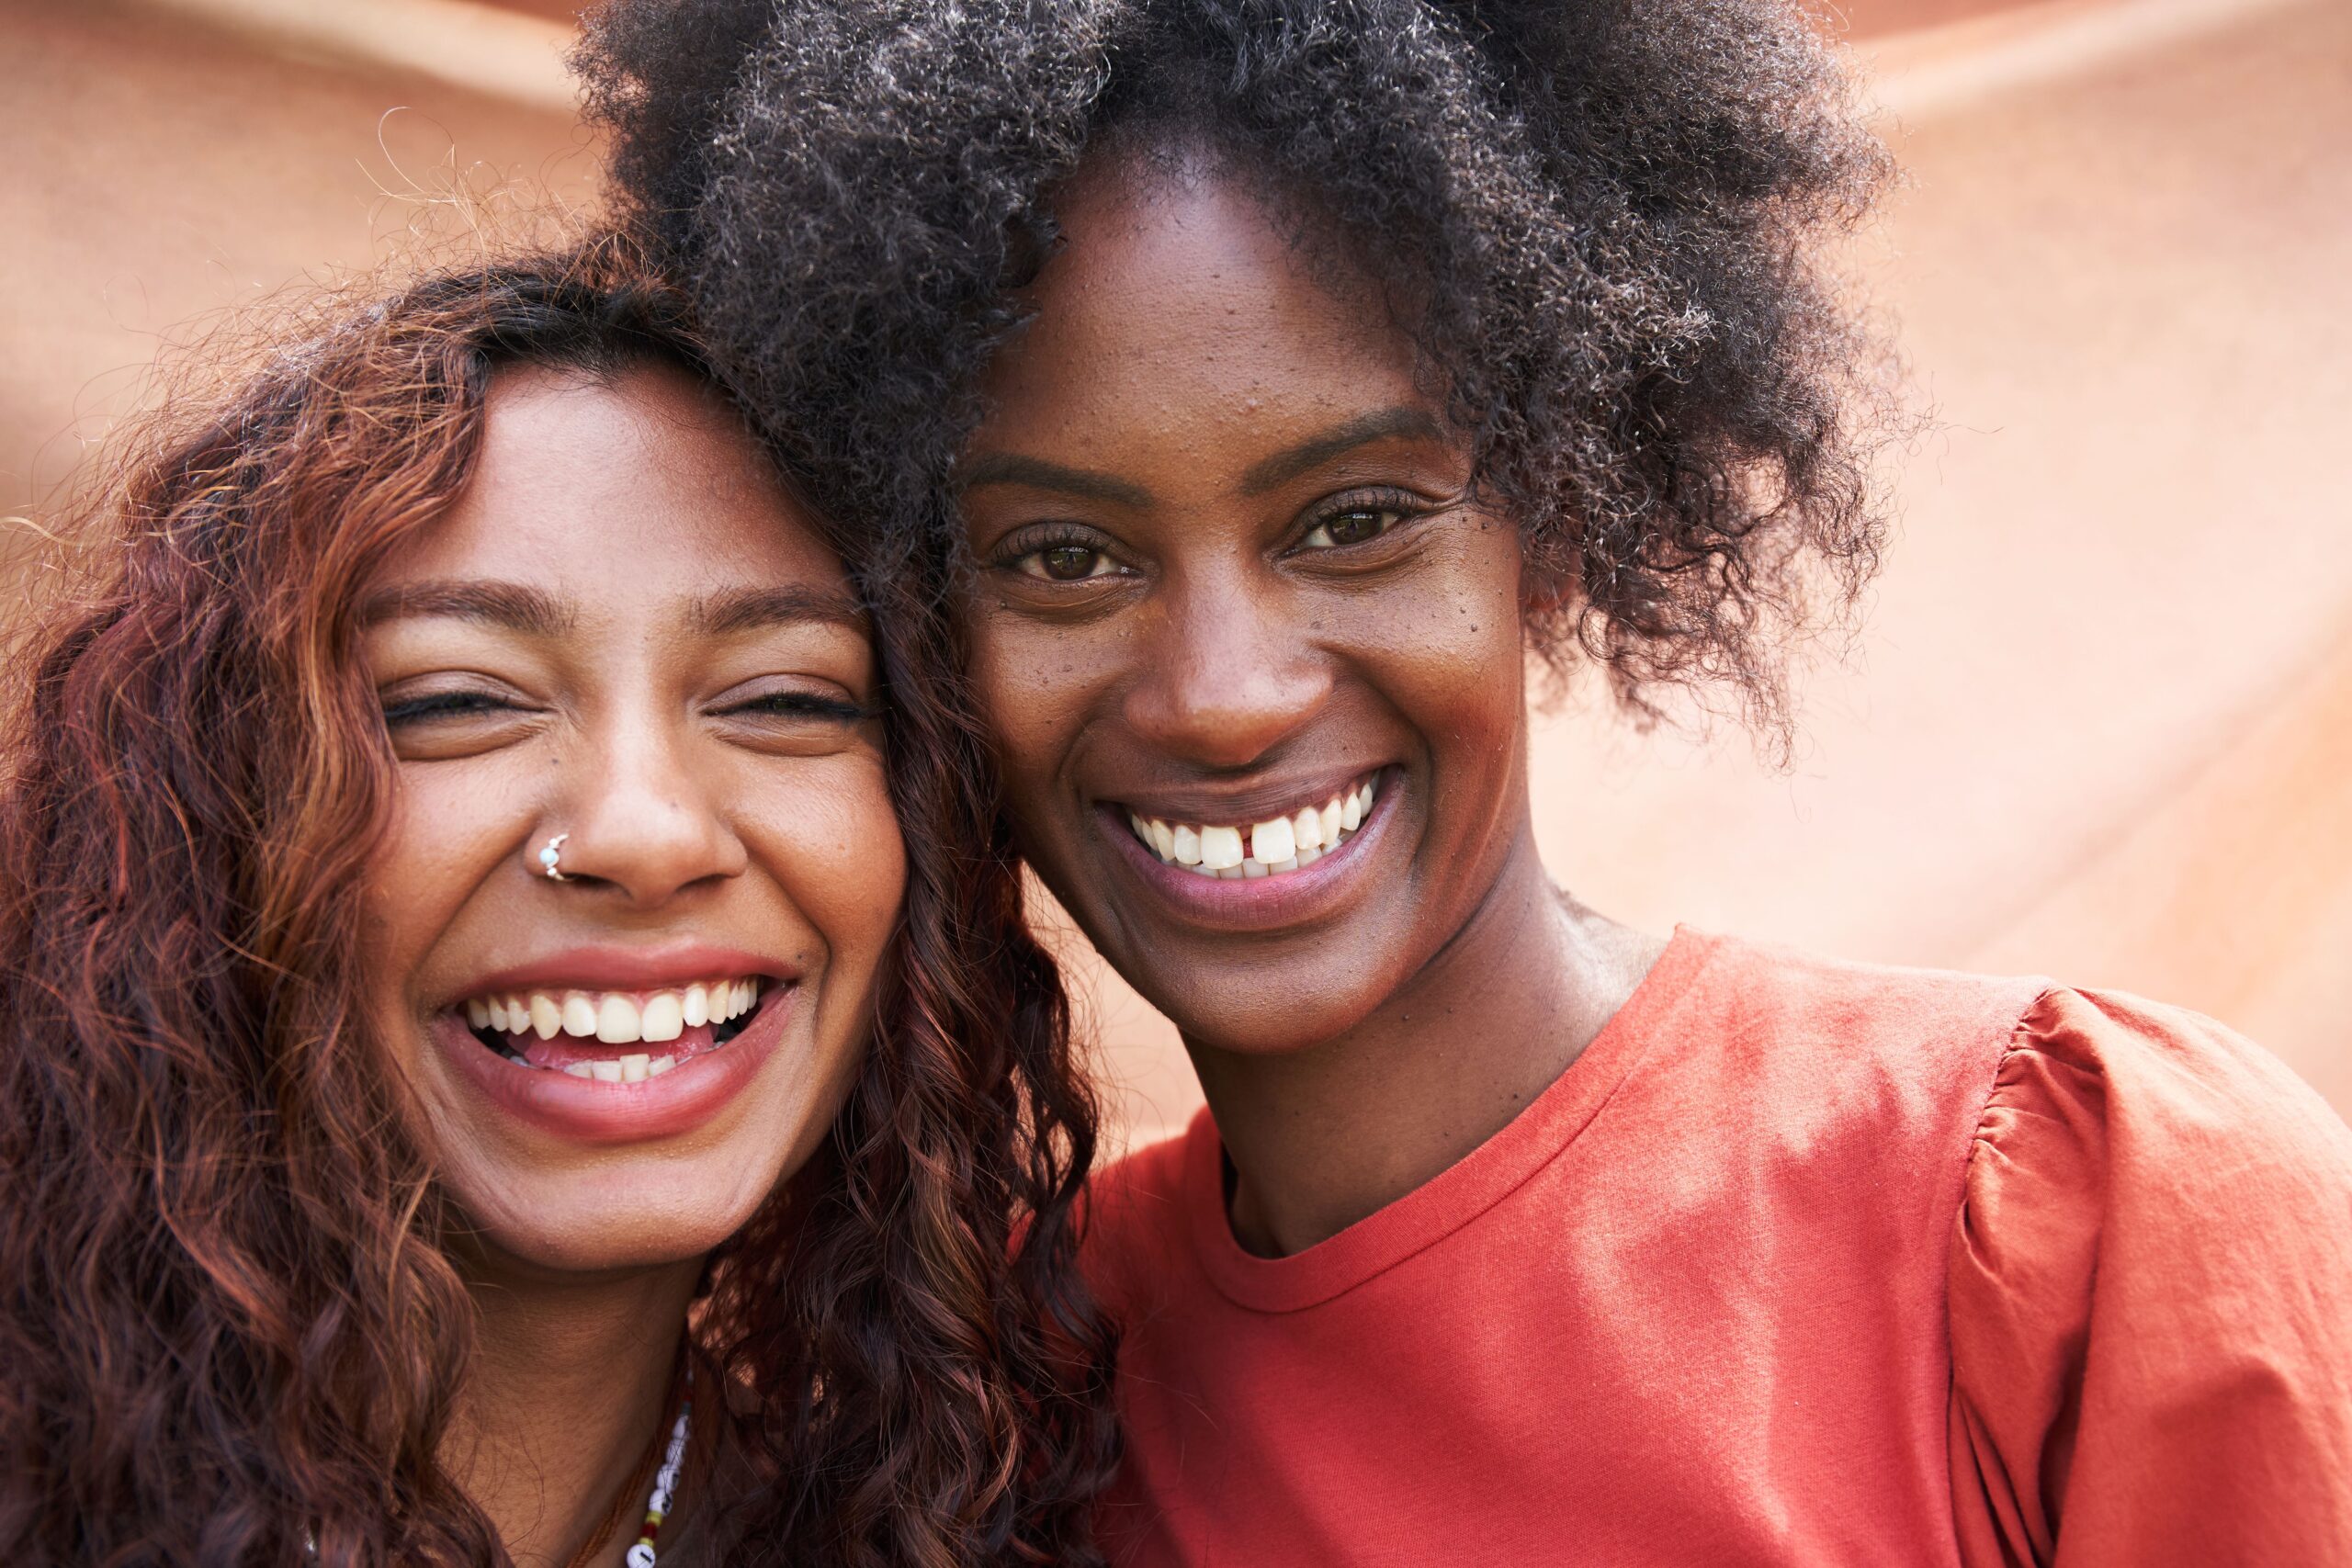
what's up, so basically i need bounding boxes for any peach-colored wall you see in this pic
[6,0,2346,1144]
[0,0,594,525]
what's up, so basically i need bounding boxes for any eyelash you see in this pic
[382,690,869,728]
[719,691,871,724]
[381,689,514,728]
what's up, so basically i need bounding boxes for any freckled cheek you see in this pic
[1357,560,1527,775]
[962,616,1102,830]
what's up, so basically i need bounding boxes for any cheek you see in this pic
[1367,522,1529,750]
[364,768,520,1015]
[961,606,1094,796]
[743,759,908,978]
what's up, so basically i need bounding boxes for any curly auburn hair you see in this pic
[577,0,1894,731]
[0,239,1115,1567]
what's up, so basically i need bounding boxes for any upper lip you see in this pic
[1102,765,1385,824]
[449,942,794,1005]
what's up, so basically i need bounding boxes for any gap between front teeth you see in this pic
[1126,773,1379,880]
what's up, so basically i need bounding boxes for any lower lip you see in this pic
[1099,773,1398,934]
[435,990,789,1146]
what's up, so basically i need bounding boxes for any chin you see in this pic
[463,1187,770,1277]
[1144,964,1399,1058]
[442,1154,786,1278]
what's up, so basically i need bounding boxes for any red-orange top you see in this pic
[1084,931,2352,1566]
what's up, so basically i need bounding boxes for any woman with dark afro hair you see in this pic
[579,2,2352,1562]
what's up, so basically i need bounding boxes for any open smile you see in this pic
[1119,772,1381,880]
[459,976,770,1083]
[435,949,798,1145]
[1097,768,1398,932]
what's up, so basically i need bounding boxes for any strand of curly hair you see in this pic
[0,236,1116,1567]
[580,0,1895,744]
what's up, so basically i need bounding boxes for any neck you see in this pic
[1189,829,1661,1257]
[445,1249,702,1568]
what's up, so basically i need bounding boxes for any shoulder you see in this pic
[1672,929,2049,1053]
[1645,931,2051,1142]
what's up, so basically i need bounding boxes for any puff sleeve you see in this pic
[1947,987,2352,1566]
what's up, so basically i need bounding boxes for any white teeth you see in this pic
[1123,774,1382,881]
[561,993,598,1038]
[590,1059,623,1083]
[648,1054,676,1076]
[564,1061,594,1078]
[1292,807,1324,852]
[640,993,684,1043]
[595,995,642,1044]
[467,976,765,1052]
[619,1053,650,1083]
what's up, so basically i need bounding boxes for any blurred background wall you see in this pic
[5,0,2346,1141]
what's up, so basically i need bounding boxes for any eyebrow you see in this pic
[1238,407,1450,495]
[955,406,1452,512]
[955,453,1154,509]
[358,581,573,637]
[689,584,870,637]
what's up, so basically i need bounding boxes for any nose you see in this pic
[542,710,747,904]
[1124,568,1331,768]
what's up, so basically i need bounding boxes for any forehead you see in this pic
[977,158,1431,448]
[385,363,845,604]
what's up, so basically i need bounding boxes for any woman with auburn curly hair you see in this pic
[582,2,2352,1562]
[0,244,1114,1566]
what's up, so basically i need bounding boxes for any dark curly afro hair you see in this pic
[579,0,1893,735]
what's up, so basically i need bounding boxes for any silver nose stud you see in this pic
[537,833,572,882]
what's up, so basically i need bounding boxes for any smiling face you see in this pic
[957,159,1534,1055]
[360,364,902,1274]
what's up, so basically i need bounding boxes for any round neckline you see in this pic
[1182,926,1716,1314]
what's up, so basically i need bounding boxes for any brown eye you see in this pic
[1302,509,1396,549]
[1026,544,1110,581]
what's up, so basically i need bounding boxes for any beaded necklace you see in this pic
[624,1384,693,1567]
[563,1358,692,1568]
